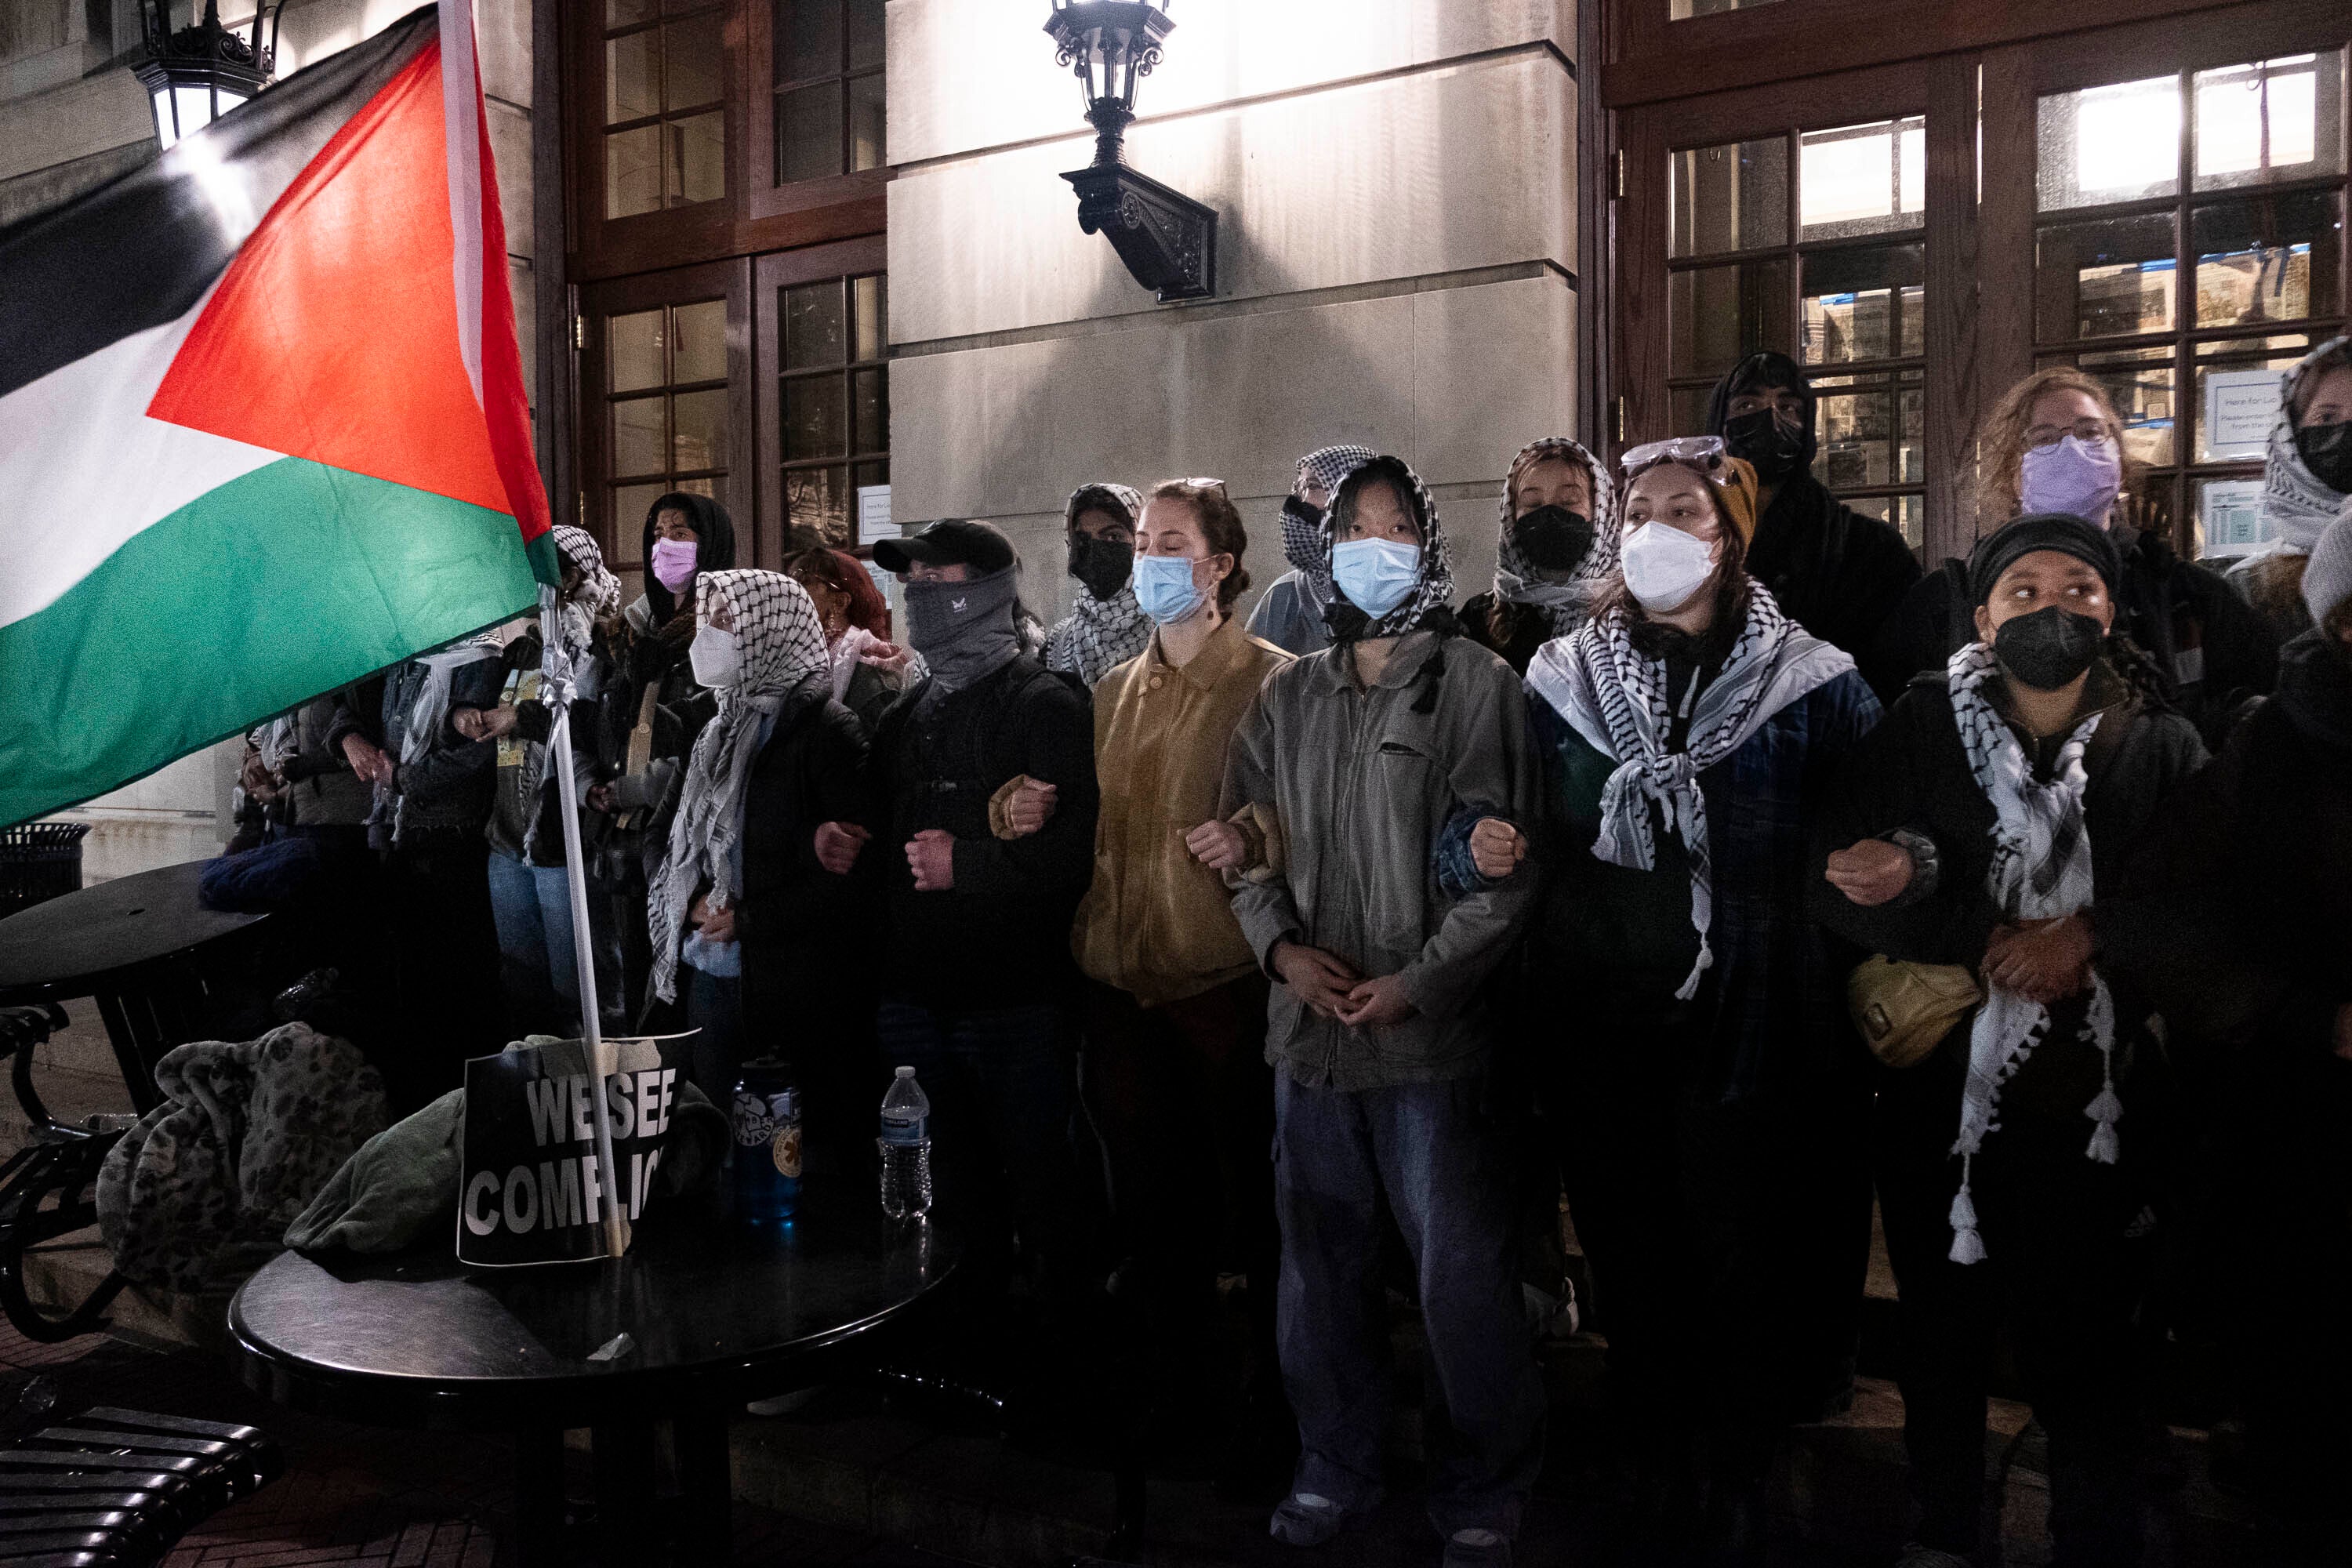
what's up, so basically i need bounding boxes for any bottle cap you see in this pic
[895,1065,915,1077]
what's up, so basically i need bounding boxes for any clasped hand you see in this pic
[1981,914,2093,1005]
[1271,942,1417,1029]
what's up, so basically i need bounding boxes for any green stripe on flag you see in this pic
[0,456,539,826]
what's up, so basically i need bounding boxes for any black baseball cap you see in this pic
[872,518,1016,575]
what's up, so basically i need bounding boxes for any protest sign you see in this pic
[458,1036,677,1267]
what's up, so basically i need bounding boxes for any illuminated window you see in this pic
[604,0,728,220]
[607,299,731,537]
[778,273,889,545]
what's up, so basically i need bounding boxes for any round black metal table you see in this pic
[0,858,268,1114]
[227,1189,957,1565]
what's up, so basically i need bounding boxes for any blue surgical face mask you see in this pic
[1130,552,1206,624]
[1331,537,1421,621]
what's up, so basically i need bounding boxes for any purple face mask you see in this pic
[2019,434,2122,528]
[650,536,699,592]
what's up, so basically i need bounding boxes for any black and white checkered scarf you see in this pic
[1942,639,2118,1265]
[1319,453,1454,640]
[1283,444,1379,601]
[1044,482,1151,687]
[1493,437,1620,639]
[648,570,830,1003]
[1525,582,1853,1000]
[550,524,621,660]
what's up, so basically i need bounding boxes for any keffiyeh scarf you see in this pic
[1525,583,1854,1000]
[550,524,622,659]
[1941,640,2119,1265]
[1284,444,1379,598]
[375,633,503,844]
[648,570,830,1004]
[1046,481,1150,685]
[2256,336,2352,556]
[1319,453,1456,639]
[1494,437,1620,638]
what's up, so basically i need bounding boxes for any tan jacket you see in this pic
[1072,618,1291,1006]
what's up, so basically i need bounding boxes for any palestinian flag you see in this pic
[0,1,552,827]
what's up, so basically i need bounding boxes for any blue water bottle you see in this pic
[731,1056,802,1221]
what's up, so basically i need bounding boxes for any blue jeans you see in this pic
[487,851,581,1014]
[1274,1071,1544,1538]
[875,1000,1078,1287]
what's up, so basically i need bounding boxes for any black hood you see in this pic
[638,491,739,625]
[1707,350,1819,469]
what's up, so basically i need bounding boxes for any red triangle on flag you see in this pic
[147,42,512,520]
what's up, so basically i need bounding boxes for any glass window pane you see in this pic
[779,0,845,84]
[1900,376,1926,484]
[2035,212,2176,343]
[784,281,846,369]
[609,309,664,392]
[673,388,729,472]
[613,396,666,477]
[784,375,847,459]
[608,0,657,25]
[2196,53,2344,191]
[852,368,887,456]
[778,82,844,185]
[2193,336,2318,462]
[671,299,727,385]
[848,71,886,172]
[674,475,724,504]
[847,0,884,71]
[604,125,662,219]
[2058,348,2178,470]
[1669,136,1788,259]
[786,466,852,546]
[851,274,887,361]
[607,30,660,124]
[2191,189,2339,327]
[1669,385,1713,435]
[1802,244,1923,365]
[2038,75,2181,211]
[614,482,668,541]
[1671,0,1785,16]
[1669,258,1791,379]
[663,13,724,111]
[666,112,725,205]
[853,458,890,493]
[1800,118,1926,241]
[1816,385,1896,488]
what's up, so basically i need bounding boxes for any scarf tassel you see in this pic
[2084,1076,2122,1166]
[1673,938,1713,1004]
[1947,1165,1987,1265]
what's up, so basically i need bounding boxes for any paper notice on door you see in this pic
[856,485,894,544]
[2202,369,2278,461]
[2199,477,2266,557]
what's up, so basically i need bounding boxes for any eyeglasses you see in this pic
[1620,435,1728,476]
[2024,419,2114,451]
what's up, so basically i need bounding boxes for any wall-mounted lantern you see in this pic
[1042,2,1217,303]
[136,2,282,151]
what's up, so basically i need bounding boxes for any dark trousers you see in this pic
[385,832,503,1113]
[674,964,745,1112]
[1082,975,1278,1393]
[1553,1027,1868,1496]
[875,999,1080,1294]
[1273,1072,1544,1538]
[1876,1054,2151,1566]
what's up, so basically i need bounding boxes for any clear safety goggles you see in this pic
[1620,434,1730,479]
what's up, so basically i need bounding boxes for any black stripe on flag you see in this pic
[0,4,437,403]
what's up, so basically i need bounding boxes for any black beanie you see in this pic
[1966,512,2123,606]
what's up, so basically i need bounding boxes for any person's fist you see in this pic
[1825,837,1915,907]
[1270,941,1360,1020]
[689,894,736,944]
[815,820,871,875]
[586,783,616,813]
[341,734,390,784]
[907,829,956,891]
[1005,779,1058,837]
[1185,820,1247,869]
[1468,818,1527,881]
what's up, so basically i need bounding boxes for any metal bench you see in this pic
[0,1007,130,1345]
[0,1406,281,1566]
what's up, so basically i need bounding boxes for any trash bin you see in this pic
[0,822,89,918]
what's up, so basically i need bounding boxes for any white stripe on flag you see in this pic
[439,0,484,409]
[0,289,281,633]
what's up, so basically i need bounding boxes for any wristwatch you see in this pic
[1881,826,1940,903]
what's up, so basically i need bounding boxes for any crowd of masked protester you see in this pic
[220,339,2352,1568]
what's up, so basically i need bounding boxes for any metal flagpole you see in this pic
[542,590,629,1259]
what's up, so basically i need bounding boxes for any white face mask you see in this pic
[1619,521,1719,613]
[688,624,741,688]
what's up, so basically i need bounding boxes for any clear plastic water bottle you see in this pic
[731,1056,801,1223]
[878,1065,931,1221]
